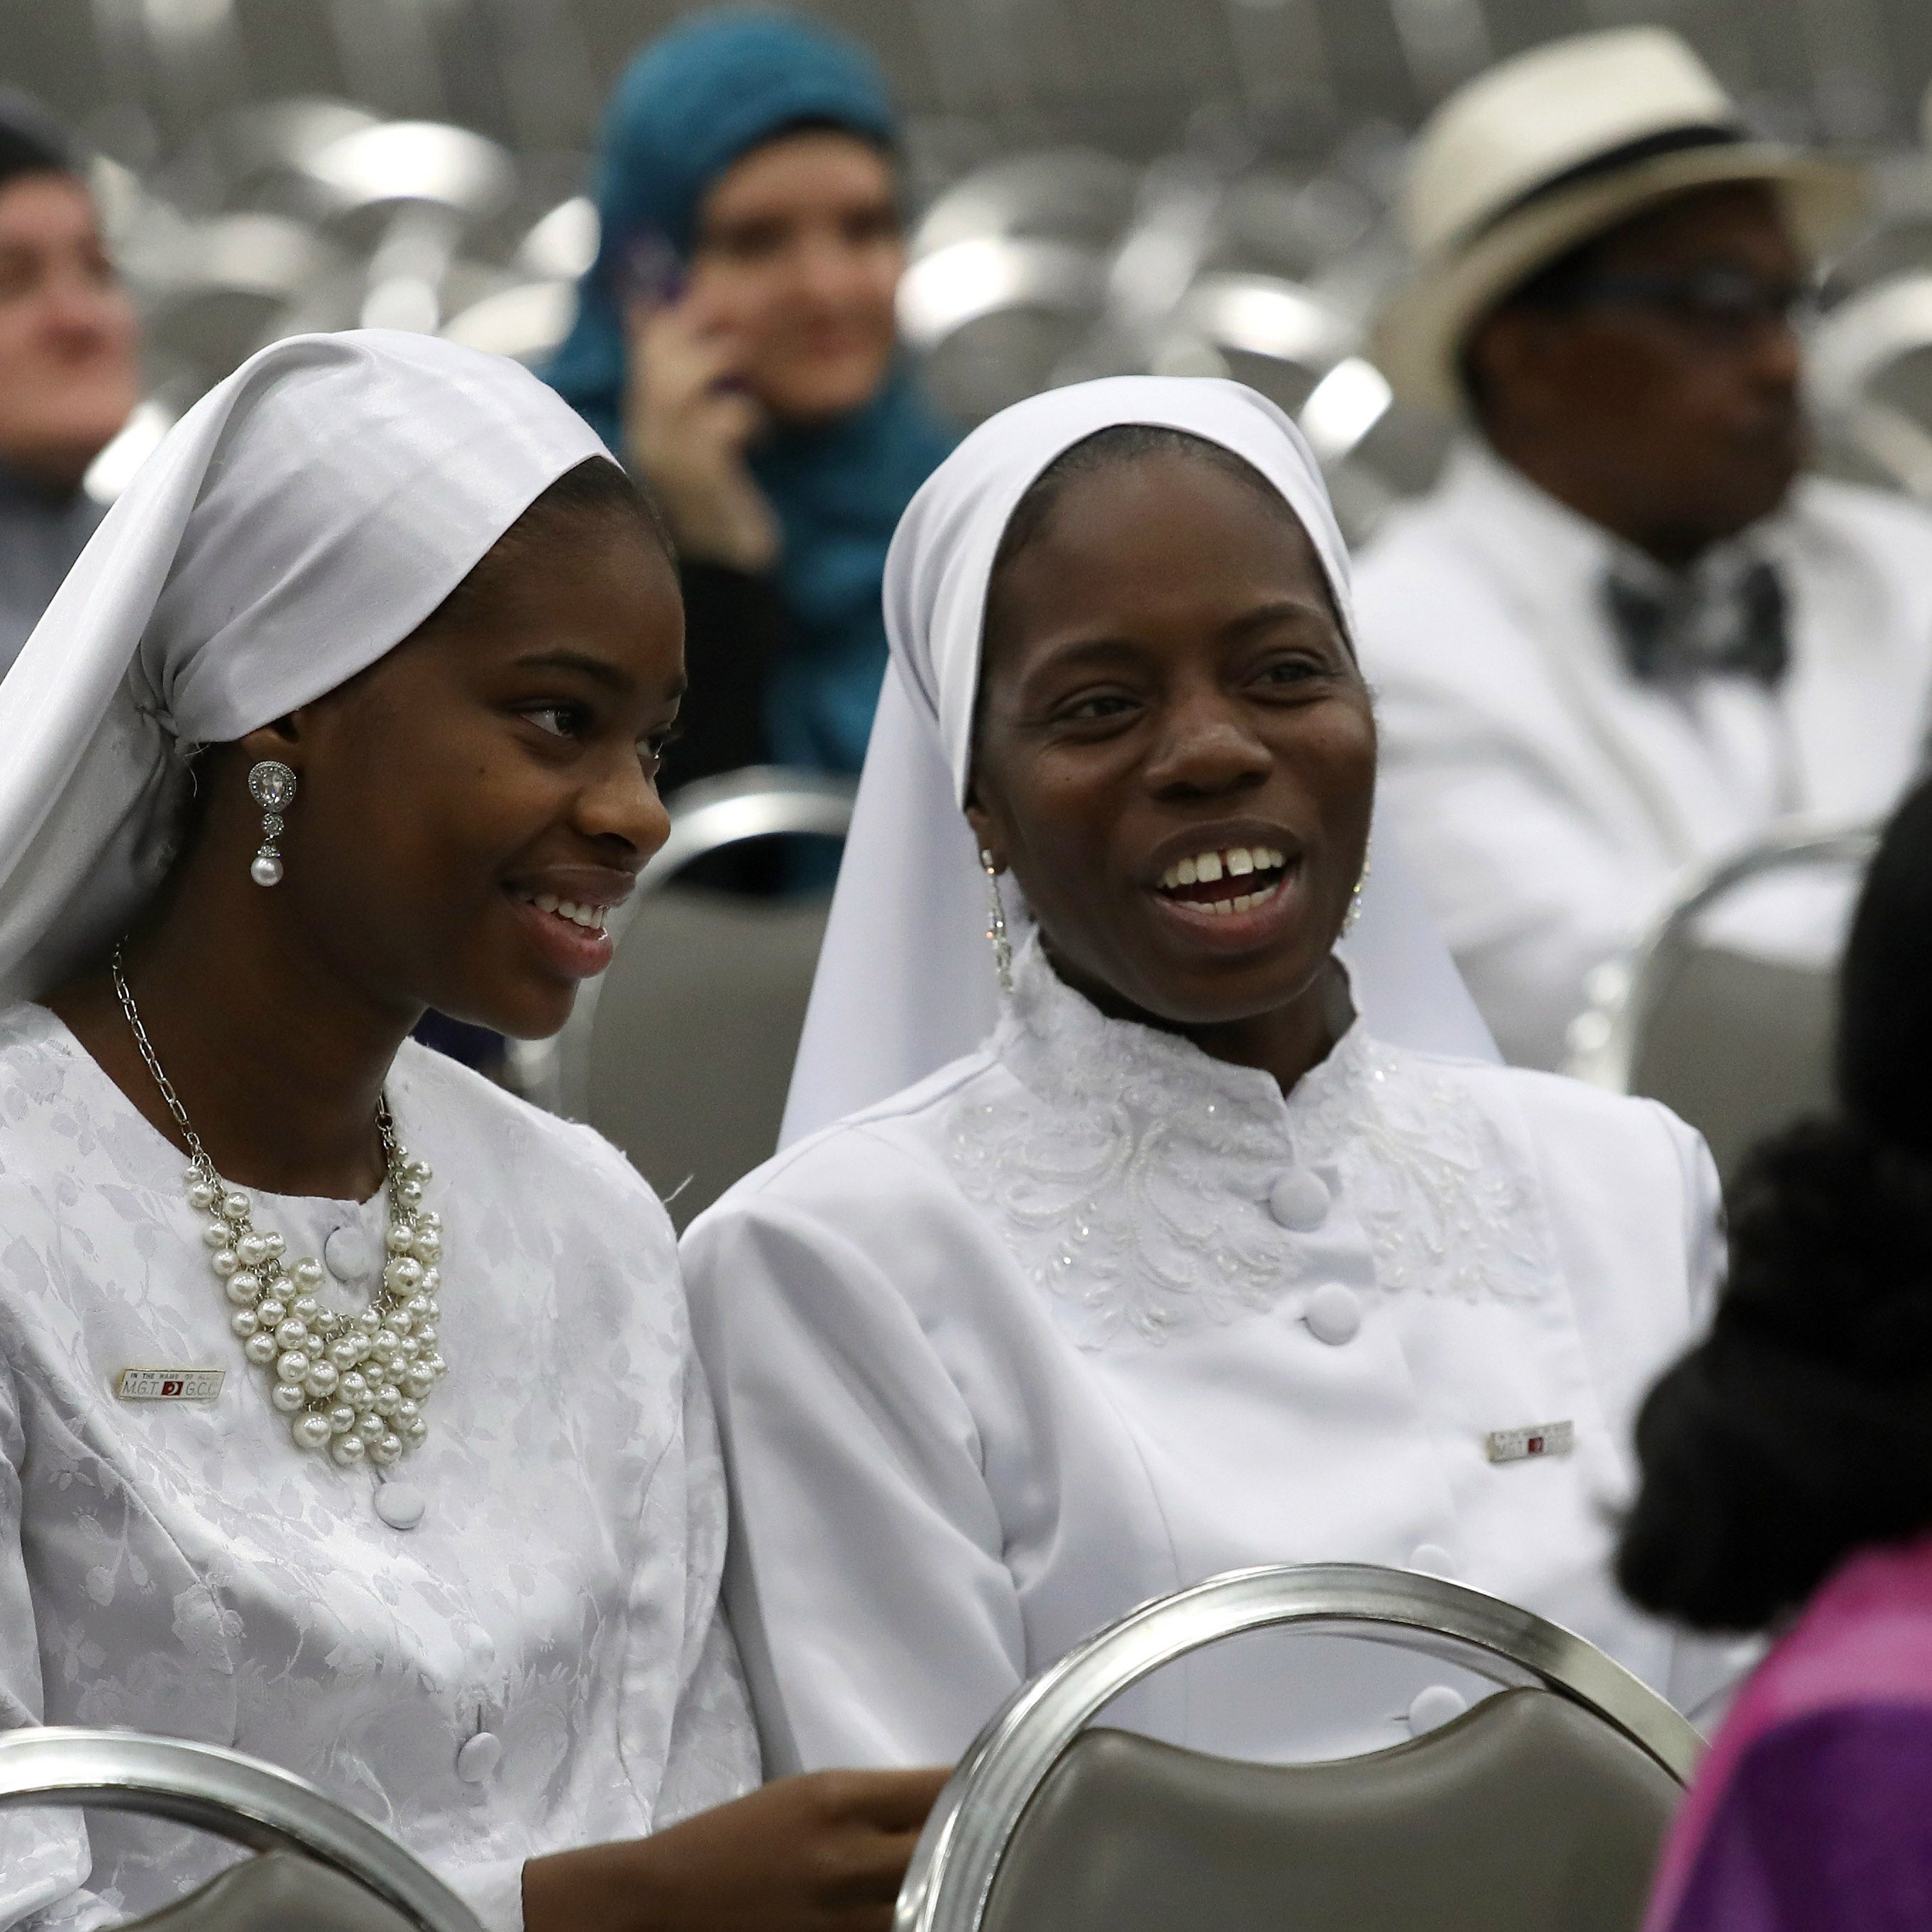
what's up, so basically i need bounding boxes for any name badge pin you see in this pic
[1486,1420,1574,1464]
[116,1367,226,1403]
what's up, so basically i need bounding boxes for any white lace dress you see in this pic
[0,1003,758,1931]
[684,934,1749,1774]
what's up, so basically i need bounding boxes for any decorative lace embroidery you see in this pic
[944,937,1555,1348]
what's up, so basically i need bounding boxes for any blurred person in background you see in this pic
[548,6,955,802]
[0,89,138,678]
[1357,29,1932,1070]
[1620,770,1932,1931]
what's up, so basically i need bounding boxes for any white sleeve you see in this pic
[1372,722,1655,1071]
[685,1167,1025,1774]
[441,1860,527,1932]
[653,1357,761,1824]
[0,1353,113,1932]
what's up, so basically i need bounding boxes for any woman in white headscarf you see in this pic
[0,329,941,1931]
[683,375,1750,1777]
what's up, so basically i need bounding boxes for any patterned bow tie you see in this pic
[1602,556,1790,690]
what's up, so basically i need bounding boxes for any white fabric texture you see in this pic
[0,329,606,1008]
[0,1006,758,1930]
[685,931,1752,1774]
[780,375,1495,1147]
[1354,442,1932,1067]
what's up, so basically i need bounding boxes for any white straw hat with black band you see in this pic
[1374,27,1867,416]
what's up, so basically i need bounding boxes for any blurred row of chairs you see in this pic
[0,1559,1699,1931]
[65,81,1932,543]
[503,766,852,1227]
[82,101,599,494]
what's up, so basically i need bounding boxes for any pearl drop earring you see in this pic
[981,850,1013,993]
[246,760,297,888]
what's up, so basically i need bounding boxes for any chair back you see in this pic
[1562,822,1877,1179]
[536,767,854,1227]
[898,1563,1701,1932]
[1809,272,1932,501]
[0,1728,483,1932]
[126,1851,418,1931]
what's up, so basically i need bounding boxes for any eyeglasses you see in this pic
[1558,265,1821,338]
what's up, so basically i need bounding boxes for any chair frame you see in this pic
[0,1728,485,1932]
[1562,819,1879,1093]
[502,765,856,1116]
[1808,271,1932,501]
[894,1561,1706,1932]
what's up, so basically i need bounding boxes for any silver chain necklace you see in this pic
[111,944,447,1467]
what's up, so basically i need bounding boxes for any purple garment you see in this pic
[1667,1706,1932,1930]
[1647,1533,1932,1932]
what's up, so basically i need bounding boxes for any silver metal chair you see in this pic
[898,1562,1701,1932]
[509,768,854,1227]
[441,279,578,365]
[1564,822,1877,1179]
[1809,272,1932,501]
[133,211,343,389]
[0,1728,483,1932]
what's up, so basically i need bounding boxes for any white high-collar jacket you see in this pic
[684,937,1748,1776]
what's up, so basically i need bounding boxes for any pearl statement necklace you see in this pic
[112,946,448,1467]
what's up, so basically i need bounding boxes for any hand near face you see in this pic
[521,1765,951,1931]
[623,293,781,573]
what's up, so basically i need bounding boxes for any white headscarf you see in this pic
[0,330,607,1006]
[781,375,1495,1146]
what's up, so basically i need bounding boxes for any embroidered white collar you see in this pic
[944,934,1554,1347]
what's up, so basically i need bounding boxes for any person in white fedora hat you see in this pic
[1354,27,1932,1071]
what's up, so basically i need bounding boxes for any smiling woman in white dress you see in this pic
[681,375,1749,1778]
[0,329,942,1931]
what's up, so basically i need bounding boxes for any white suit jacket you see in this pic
[683,938,1750,1777]
[1353,446,1932,1067]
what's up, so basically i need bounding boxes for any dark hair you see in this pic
[428,455,671,631]
[1617,773,1932,1631]
[992,424,1297,580]
[0,89,76,193]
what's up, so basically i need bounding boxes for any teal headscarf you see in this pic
[546,8,956,773]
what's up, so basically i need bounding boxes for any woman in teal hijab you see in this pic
[548,8,956,783]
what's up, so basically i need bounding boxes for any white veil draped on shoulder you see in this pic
[781,376,1496,1147]
[0,330,605,1007]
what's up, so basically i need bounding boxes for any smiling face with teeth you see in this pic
[211,462,688,1044]
[966,431,1376,1090]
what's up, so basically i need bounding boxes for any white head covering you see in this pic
[781,375,1495,1146]
[0,330,607,1005]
